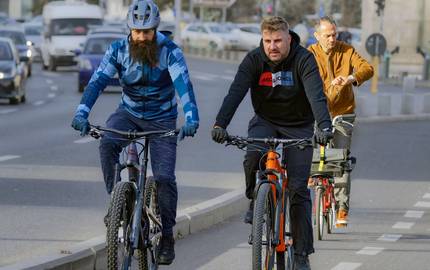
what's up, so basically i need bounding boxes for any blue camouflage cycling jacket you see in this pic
[76,31,199,125]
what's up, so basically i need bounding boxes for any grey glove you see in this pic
[211,126,228,144]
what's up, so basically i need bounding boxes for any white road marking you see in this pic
[74,137,96,144]
[422,193,430,199]
[404,210,424,218]
[0,109,18,114]
[46,79,53,84]
[0,155,20,162]
[356,246,384,255]
[50,85,58,91]
[331,262,362,270]
[219,75,234,81]
[192,74,214,81]
[378,234,402,242]
[47,93,56,99]
[414,201,430,208]
[33,100,45,106]
[392,222,414,229]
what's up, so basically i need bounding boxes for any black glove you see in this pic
[211,126,228,144]
[313,127,333,146]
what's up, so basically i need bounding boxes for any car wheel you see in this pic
[48,57,56,71]
[21,94,26,103]
[78,82,84,93]
[209,41,218,50]
[9,97,19,105]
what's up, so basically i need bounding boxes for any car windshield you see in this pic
[84,37,118,54]
[0,42,13,60]
[51,18,103,36]
[0,31,26,45]
[209,25,229,33]
[24,25,42,36]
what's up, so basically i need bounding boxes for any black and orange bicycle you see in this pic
[225,135,312,270]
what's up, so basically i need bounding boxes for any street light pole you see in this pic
[174,0,181,44]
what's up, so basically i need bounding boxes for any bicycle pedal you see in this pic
[248,234,253,245]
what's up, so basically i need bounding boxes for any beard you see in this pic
[129,35,158,66]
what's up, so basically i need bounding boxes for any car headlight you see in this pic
[26,49,32,58]
[79,59,92,70]
[0,72,4,79]
[0,69,16,79]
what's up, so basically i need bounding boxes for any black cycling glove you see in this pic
[313,127,334,146]
[211,126,228,144]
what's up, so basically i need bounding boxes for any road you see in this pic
[0,57,251,266]
[1,56,429,269]
[169,119,430,270]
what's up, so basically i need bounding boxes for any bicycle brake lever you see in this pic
[89,129,102,139]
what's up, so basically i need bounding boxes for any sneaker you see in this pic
[243,200,254,224]
[336,209,348,225]
[293,254,311,270]
[158,235,175,265]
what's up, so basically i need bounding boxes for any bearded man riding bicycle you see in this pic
[71,0,199,265]
[211,16,332,270]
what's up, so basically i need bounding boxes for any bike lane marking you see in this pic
[33,100,45,106]
[377,234,402,242]
[74,137,96,144]
[331,262,362,270]
[414,201,430,208]
[0,155,20,162]
[0,109,18,114]
[404,210,424,218]
[392,222,414,229]
[356,246,384,255]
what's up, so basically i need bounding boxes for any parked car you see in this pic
[231,23,261,51]
[0,37,26,104]
[23,22,43,62]
[0,27,33,77]
[75,32,126,92]
[181,22,239,51]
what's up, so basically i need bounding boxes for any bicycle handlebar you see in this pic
[225,135,312,150]
[89,125,180,140]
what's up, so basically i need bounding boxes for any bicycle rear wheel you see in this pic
[106,182,144,270]
[327,198,336,234]
[252,183,276,270]
[140,177,162,270]
[315,187,324,240]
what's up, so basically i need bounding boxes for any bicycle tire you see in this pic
[315,187,324,240]
[279,191,294,270]
[106,182,144,270]
[140,177,161,270]
[252,183,276,270]
[327,199,336,234]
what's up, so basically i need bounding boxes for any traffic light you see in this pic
[374,0,385,16]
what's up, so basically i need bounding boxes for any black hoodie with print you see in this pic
[214,31,331,130]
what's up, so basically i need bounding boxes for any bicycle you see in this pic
[310,114,356,240]
[224,135,312,270]
[89,125,178,270]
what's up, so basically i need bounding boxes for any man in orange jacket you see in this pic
[308,16,374,227]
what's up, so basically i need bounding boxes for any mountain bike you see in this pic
[89,125,178,270]
[310,114,356,240]
[225,135,312,270]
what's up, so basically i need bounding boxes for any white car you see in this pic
[181,22,239,51]
[231,23,261,51]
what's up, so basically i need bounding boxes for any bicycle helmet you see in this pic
[127,0,160,30]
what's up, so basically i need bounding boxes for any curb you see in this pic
[1,189,248,270]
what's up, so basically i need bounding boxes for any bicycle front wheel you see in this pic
[106,182,144,270]
[252,183,276,270]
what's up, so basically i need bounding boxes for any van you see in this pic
[41,1,103,71]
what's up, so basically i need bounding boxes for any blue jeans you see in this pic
[99,108,177,236]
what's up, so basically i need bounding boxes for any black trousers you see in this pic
[243,115,314,256]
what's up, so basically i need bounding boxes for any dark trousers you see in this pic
[243,115,314,256]
[99,108,178,236]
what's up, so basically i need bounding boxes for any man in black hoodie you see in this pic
[211,16,332,270]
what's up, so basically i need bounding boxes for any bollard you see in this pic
[377,94,391,116]
[423,93,430,113]
[401,94,415,115]
[424,54,430,81]
[402,75,416,92]
[383,51,390,79]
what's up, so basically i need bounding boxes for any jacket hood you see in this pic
[259,30,301,67]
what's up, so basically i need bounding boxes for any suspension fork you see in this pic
[130,137,150,249]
